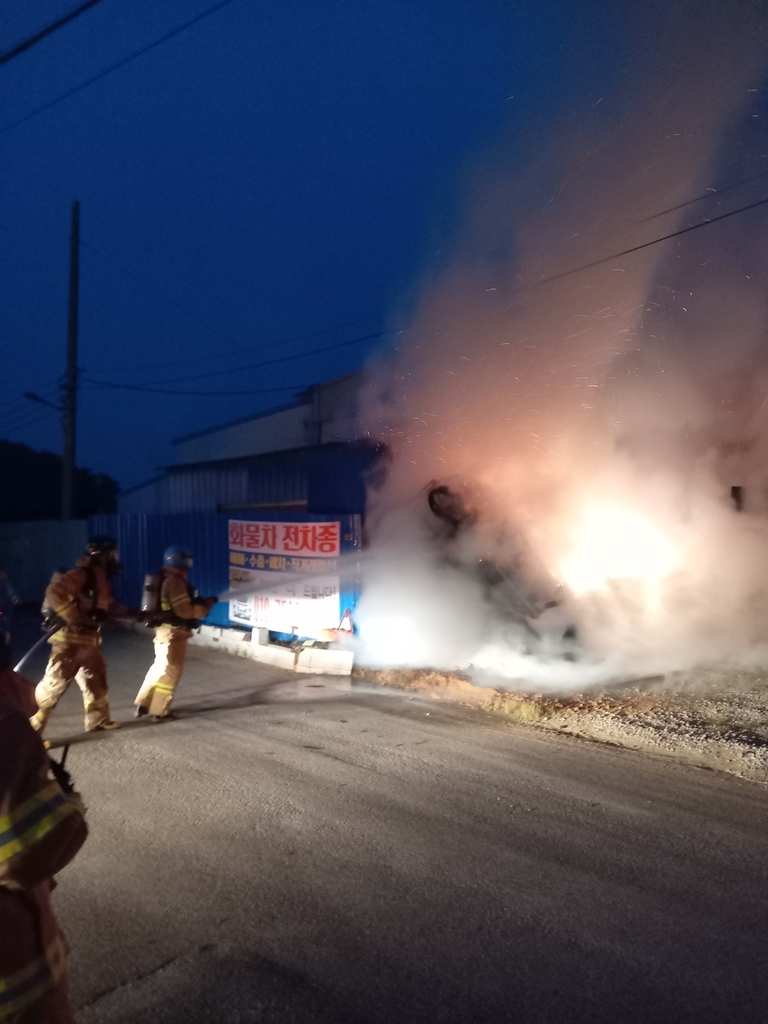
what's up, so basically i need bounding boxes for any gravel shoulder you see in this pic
[353,665,768,783]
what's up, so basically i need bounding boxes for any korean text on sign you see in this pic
[228,520,341,558]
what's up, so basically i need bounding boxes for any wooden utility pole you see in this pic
[62,200,80,519]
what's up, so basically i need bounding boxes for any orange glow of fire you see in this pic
[558,501,681,596]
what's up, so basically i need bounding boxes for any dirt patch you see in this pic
[353,666,768,783]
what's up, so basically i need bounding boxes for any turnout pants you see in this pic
[32,641,111,733]
[8,979,75,1024]
[134,626,188,717]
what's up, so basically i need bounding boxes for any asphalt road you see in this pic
[13,623,768,1024]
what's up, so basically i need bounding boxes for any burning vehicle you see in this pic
[424,478,576,651]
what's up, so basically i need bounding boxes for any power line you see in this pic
[0,383,63,427]
[89,329,393,389]
[632,168,768,226]
[0,410,57,434]
[0,0,104,67]
[0,410,52,432]
[81,381,311,397]
[0,407,58,434]
[533,193,768,288]
[2,392,60,423]
[0,0,237,135]
[83,195,768,386]
[80,238,384,371]
[86,319,378,374]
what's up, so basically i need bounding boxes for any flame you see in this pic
[558,501,681,596]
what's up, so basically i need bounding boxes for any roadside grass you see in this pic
[353,665,768,780]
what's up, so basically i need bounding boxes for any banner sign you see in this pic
[229,519,340,559]
[228,519,341,637]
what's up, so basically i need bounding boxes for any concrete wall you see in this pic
[173,404,310,465]
[0,520,88,602]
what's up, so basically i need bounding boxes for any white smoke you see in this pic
[353,0,768,688]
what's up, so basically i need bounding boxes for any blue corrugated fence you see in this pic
[89,511,362,633]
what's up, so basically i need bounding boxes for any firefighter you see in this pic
[31,536,141,736]
[133,546,216,722]
[0,640,88,1023]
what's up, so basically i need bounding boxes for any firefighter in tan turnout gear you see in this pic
[0,642,88,1023]
[31,536,141,736]
[134,546,216,722]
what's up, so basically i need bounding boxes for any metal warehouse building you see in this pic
[106,371,383,635]
[120,371,384,517]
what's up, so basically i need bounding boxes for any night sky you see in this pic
[1,1,624,489]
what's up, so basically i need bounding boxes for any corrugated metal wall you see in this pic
[119,442,382,516]
[90,511,362,630]
[0,520,88,602]
[307,443,378,513]
[165,465,251,514]
[90,513,233,626]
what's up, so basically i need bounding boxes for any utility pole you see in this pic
[62,200,79,520]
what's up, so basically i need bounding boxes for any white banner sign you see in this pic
[228,568,340,638]
[228,519,342,638]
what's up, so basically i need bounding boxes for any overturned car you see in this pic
[424,478,576,651]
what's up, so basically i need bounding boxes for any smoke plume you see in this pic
[354,1,768,687]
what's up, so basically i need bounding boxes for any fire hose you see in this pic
[48,744,74,793]
[13,621,65,674]
[12,610,172,676]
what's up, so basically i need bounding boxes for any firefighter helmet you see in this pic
[163,545,193,568]
[85,535,118,557]
[84,535,122,574]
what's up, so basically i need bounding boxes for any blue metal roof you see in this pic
[124,442,385,517]
[119,474,166,498]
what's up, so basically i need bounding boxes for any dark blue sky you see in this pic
[0,1,624,488]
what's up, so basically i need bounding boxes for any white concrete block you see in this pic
[189,625,224,648]
[195,624,222,643]
[295,647,354,676]
[187,624,353,674]
[249,643,297,670]
[218,631,252,658]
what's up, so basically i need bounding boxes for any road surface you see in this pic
[14,624,768,1023]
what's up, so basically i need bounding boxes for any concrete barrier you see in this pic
[187,623,353,675]
[296,646,354,675]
